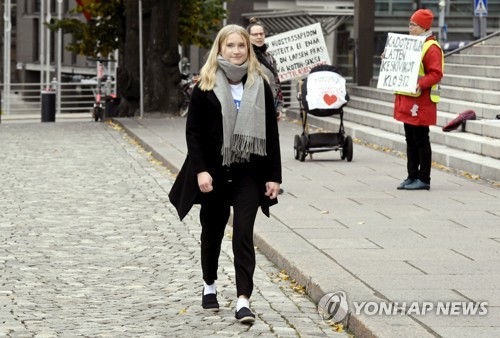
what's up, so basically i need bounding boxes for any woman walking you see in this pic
[169,24,282,324]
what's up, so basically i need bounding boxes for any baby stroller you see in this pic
[294,64,353,162]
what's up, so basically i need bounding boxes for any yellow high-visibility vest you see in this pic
[396,40,444,103]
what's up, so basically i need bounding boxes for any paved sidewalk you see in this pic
[115,114,500,338]
[0,121,346,337]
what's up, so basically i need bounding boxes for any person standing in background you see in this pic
[247,18,285,194]
[394,9,444,190]
[247,18,284,120]
[169,24,282,324]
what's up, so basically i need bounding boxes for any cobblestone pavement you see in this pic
[0,121,348,337]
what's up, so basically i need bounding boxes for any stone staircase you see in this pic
[287,34,500,183]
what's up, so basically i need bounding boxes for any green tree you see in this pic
[179,0,225,48]
[48,0,226,116]
[46,0,125,59]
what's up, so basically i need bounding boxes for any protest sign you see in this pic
[266,23,331,82]
[377,33,425,93]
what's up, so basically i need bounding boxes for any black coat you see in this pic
[168,77,282,220]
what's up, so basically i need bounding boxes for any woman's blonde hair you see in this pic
[198,24,267,91]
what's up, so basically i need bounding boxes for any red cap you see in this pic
[410,9,434,30]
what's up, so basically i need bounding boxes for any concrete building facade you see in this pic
[6,0,500,86]
[15,0,95,84]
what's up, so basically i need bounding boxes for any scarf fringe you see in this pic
[222,135,267,166]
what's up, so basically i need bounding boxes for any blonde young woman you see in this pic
[169,25,282,324]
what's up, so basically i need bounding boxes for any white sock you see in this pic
[203,282,216,295]
[236,297,250,311]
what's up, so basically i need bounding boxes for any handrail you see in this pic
[444,30,500,58]
[1,81,116,115]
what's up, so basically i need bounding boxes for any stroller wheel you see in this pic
[343,135,353,162]
[299,135,308,162]
[340,139,346,160]
[294,135,300,160]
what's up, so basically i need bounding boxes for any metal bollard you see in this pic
[41,90,56,122]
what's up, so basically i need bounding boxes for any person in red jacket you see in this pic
[394,9,444,190]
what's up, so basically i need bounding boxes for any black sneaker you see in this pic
[404,179,430,190]
[397,178,415,190]
[235,307,255,324]
[202,290,219,312]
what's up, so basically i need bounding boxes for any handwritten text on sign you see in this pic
[377,33,425,93]
[266,23,331,82]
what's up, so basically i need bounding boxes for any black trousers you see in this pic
[404,123,432,184]
[199,168,260,298]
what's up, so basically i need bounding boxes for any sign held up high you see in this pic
[265,23,331,82]
[377,33,425,93]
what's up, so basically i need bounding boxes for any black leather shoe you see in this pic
[235,307,255,324]
[404,179,430,190]
[202,291,219,311]
[397,178,415,190]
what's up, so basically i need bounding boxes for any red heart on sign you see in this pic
[323,94,338,106]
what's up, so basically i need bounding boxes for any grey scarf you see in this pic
[214,56,266,166]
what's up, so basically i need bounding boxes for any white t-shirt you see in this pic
[230,83,244,112]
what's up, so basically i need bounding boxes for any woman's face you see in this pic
[220,32,248,65]
[249,25,266,47]
[409,22,425,36]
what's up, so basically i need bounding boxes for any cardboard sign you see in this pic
[377,33,425,93]
[306,71,347,110]
[266,23,331,82]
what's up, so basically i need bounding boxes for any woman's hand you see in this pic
[197,171,213,193]
[276,110,283,121]
[265,182,280,199]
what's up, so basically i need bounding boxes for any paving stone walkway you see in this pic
[0,121,347,337]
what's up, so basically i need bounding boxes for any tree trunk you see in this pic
[115,0,181,117]
[116,0,140,117]
[144,0,181,114]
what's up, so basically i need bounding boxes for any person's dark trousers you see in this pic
[200,192,230,286]
[404,123,432,184]
[199,169,260,298]
[231,173,259,298]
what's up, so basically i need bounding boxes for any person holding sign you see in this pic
[168,25,282,324]
[247,18,286,194]
[394,9,443,190]
[247,18,284,121]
